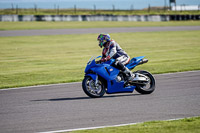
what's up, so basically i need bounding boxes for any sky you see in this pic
[0,0,199,9]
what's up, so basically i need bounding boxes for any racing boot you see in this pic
[123,67,135,82]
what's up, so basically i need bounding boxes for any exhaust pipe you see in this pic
[138,59,148,65]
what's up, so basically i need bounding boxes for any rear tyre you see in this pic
[134,70,155,94]
[82,76,106,98]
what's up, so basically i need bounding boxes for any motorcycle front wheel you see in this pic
[134,70,155,94]
[82,76,106,98]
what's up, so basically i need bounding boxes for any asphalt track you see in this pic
[0,26,200,36]
[0,71,200,133]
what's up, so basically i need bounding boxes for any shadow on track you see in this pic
[31,93,141,102]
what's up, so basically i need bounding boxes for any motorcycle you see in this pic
[82,56,155,98]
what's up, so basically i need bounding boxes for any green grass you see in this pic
[0,21,200,30]
[1,8,200,15]
[69,116,200,133]
[0,30,200,89]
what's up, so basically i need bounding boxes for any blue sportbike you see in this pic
[82,56,155,98]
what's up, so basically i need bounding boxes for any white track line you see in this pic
[1,70,199,91]
[154,70,200,76]
[38,122,140,133]
[38,116,198,133]
[0,82,81,91]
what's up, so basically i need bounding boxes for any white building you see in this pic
[172,5,199,11]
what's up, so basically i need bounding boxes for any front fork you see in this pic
[95,74,99,86]
[85,73,99,87]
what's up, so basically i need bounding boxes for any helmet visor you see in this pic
[99,40,103,48]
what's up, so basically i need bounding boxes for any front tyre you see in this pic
[135,70,155,94]
[82,76,106,98]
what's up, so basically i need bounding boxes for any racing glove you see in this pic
[101,56,111,62]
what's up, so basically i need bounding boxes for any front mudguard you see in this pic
[85,73,97,81]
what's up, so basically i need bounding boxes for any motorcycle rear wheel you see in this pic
[134,70,155,94]
[82,76,106,98]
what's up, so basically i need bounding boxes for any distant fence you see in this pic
[169,15,200,21]
[0,15,199,21]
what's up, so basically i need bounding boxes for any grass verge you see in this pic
[0,21,200,30]
[1,9,200,15]
[0,30,200,89]
[68,116,200,133]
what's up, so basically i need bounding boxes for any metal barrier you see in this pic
[0,15,199,21]
[169,15,200,21]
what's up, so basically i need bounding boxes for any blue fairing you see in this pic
[106,80,136,94]
[84,56,138,94]
[126,56,145,70]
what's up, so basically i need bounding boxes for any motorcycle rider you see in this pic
[97,33,135,82]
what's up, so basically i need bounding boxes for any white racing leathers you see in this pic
[102,40,135,81]
[102,40,130,65]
